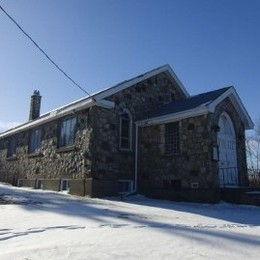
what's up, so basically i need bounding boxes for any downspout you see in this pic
[134,123,139,192]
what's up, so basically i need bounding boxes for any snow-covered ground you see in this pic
[0,183,260,260]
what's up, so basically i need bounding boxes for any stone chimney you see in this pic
[29,90,41,120]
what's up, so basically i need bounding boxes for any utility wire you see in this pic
[0,4,91,96]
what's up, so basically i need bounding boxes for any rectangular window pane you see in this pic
[29,129,41,153]
[120,112,131,150]
[7,137,17,157]
[121,119,129,138]
[165,122,180,155]
[59,117,76,147]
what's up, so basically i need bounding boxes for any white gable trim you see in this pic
[207,87,253,129]
[137,107,209,126]
[137,87,253,129]
[1,65,187,138]
[0,99,114,138]
[94,64,189,100]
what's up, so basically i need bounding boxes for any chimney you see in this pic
[29,90,41,120]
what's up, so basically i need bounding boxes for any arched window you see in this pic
[119,109,132,150]
[219,113,234,136]
[218,112,238,186]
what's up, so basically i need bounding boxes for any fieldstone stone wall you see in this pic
[0,70,249,200]
[0,71,186,196]
[88,71,186,185]
[139,114,215,190]
[106,71,186,121]
[0,109,91,186]
[138,97,248,192]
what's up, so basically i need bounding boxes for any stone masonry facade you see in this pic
[0,65,251,201]
[0,72,186,196]
[138,97,247,193]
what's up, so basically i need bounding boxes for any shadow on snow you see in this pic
[1,183,260,249]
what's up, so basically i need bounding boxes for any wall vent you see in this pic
[118,180,134,194]
[191,182,199,189]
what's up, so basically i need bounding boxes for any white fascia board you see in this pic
[207,87,233,113]
[137,107,209,127]
[94,65,189,100]
[207,87,254,129]
[0,98,96,139]
[95,99,115,109]
[165,65,190,97]
[0,97,115,139]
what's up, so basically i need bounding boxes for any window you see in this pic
[165,122,180,155]
[35,179,43,189]
[28,128,42,153]
[118,180,134,194]
[119,109,132,150]
[59,117,77,148]
[7,136,17,158]
[60,179,70,191]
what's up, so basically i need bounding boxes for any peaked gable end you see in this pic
[137,86,253,129]
[94,65,189,102]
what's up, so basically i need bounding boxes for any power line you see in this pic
[0,4,91,96]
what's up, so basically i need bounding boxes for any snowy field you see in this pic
[0,183,260,260]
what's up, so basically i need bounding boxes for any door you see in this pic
[218,113,238,187]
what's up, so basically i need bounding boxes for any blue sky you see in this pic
[0,0,259,131]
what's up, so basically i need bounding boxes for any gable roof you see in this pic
[0,65,188,138]
[137,86,254,129]
[93,64,189,100]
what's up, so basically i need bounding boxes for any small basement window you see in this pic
[60,179,70,191]
[118,180,134,194]
[35,179,43,189]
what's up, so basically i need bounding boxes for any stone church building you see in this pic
[0,65,254,201]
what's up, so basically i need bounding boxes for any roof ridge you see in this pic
[190,86,232,98]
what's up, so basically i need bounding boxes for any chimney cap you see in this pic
[33,90,40,96]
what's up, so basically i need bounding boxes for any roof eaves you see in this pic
[207,87,232,113]
[137,106,209,126]
[207,86,254,129]
[0,97,98,138]
[94,65,190,100]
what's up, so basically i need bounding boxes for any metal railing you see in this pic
[248,171,260,188]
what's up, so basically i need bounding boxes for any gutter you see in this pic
[134,123,139,192]
[136,107,209,127]
[0,98,115,138]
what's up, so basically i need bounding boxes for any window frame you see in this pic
[7,136,17,158]
[60,179,70,191]
[119,109,132,151]
[58,116,77,148]
[165,121,180,155]
[28,128,42,154]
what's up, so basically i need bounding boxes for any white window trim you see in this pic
[118,179,134,195]
[59,116,77,148]
[60,179,70,191]
[35,178,44,189]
